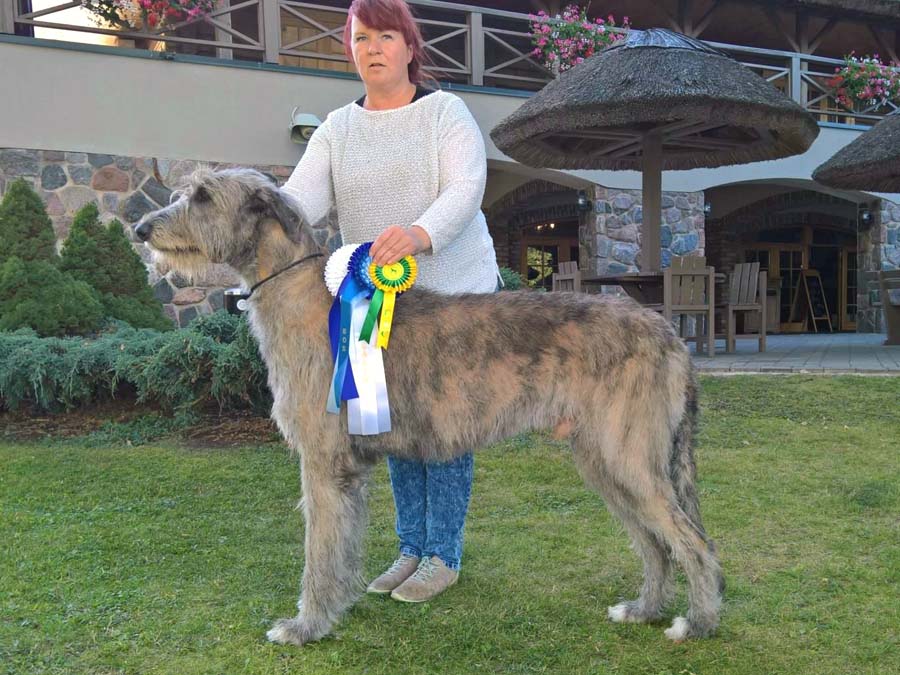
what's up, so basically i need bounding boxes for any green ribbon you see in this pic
[359,288,385,343]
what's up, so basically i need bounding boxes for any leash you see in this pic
[245,252,324,299]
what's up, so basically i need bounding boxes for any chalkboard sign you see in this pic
[806,271,828,319]
[789,269,833,333]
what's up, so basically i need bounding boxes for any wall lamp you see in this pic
[290,108,323,144]
[576,190,592,212]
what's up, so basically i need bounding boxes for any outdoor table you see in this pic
[582,272,726,306]
[582,272,665,304]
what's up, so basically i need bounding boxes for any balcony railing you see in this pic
[4,0,898,126]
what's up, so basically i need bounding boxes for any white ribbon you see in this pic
[346,296,392,435]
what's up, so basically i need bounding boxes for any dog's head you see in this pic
[134,167,317,278]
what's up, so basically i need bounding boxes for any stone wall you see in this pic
[582,185,705,275]
[0,147,340,327]
[861,199,900,332]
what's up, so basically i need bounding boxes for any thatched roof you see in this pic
[490,29,819,171]
[813,112,900,191]
[791,1,900,20]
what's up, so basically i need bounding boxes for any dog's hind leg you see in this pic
[605,475,720,640]
[572,450,673,624]
[267,444,372,646]
[605,510,674,624]
[574,435,720,640]
[645,495,721,641]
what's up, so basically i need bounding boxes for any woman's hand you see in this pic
[370,225,431,266]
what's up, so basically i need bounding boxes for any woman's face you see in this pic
[350,16,413,89]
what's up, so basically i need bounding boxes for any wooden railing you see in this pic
[4,0,897,125]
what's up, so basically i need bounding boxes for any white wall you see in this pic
[3,38,897,204]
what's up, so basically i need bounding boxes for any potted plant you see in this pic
[828,54,900,112]
[529,3,630,75]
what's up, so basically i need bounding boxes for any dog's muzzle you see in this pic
[133,216,159,242]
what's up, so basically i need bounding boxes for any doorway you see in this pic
[741,225,857,332]
[519,220,580,290]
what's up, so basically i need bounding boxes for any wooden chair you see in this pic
[662,256,716,356]
[552,261,581,292]
[878,270,900,345]
[718,262,767,353]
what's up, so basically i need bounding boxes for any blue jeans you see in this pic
[387,453,473,571]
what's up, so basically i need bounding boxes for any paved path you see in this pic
[690,333,900,374]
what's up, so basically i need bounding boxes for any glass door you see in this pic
[780,248,806,330]
[521,233,580,291]
[524,244,559,290]
[840,248,858,330]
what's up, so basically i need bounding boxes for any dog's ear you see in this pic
[249,186,306,243]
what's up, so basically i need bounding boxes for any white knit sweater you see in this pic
[281,90,499,294]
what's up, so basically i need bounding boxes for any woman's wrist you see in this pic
[409,225,432,254]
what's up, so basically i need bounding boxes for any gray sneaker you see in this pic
[366,554,420,595]
[390,556,459,603]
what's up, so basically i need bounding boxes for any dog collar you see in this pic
[246,253,324,299]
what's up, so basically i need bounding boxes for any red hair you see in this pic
[343,0,434,85]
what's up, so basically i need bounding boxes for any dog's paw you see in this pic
[663,616,690,642]
[266,616,324,646]
[607,603,639,623]
[607,601,663,624]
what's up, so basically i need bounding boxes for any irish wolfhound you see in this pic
[134,167,723,646]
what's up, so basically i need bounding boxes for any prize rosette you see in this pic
[359,255,417,348]
[323,242,416,435]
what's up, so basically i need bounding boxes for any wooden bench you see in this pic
[878,270,900,345]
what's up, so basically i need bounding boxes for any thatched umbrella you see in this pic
[813,110,900,192]
[490,29,819,271]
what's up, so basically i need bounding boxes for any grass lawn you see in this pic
[2,376,899,675]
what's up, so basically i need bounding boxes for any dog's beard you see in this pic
[150,247,212,284]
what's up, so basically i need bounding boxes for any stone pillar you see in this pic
[861,198,900,333]
[583,184,705,277]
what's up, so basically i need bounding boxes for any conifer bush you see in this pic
[0,178,57,265]
[60,203,172,331]
[0,257,104,337]
[0,182,108,337]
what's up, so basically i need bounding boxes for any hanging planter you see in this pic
[81,0,218,31]
[828,54,900,112]
[529,3,630,75]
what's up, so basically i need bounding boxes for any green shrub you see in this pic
[60,203,172,331]
[0,311,271,415]
[499,266,525,291]
[0,178,57,265]
[0,257,105,337]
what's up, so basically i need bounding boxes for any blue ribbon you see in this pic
[327,273,366,412]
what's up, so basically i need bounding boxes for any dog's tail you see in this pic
[669,371,724,592]
[670,373,705,531]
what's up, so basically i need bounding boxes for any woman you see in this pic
[281,0,499,603]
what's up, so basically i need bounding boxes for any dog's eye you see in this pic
[193,187,212,204]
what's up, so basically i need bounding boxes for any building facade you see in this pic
[2,0,899,331]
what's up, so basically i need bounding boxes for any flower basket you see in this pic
[81,0,218,32]
[529,3,630,75]
[827,54,900,113]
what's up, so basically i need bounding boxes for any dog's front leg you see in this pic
[267,445,371,646]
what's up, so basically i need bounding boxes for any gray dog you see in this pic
[135,167,723,646]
